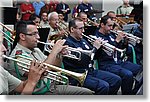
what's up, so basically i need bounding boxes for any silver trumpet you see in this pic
[2,55,88,86]
[82,33,126,57]
[110,30,143,46]
[37,40,94,60]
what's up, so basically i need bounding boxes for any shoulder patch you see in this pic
[15,50,22,55]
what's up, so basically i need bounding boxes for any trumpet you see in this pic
[2,55,68,84]
[82,33,126,57]
[2,54,88,86]
[87,18,99,27]
[0,22,16,39]
[48,23,69,41]
[110,30,143,46]
[38,40,94,60]
[57,23,70,37]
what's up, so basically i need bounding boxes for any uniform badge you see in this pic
[15,50,22,55]
[109,36,114,42]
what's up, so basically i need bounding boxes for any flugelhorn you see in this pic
[82,33,126,57]
[110,30,143,46]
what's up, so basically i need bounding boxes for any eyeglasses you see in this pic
[24,32,39,36]
[106,24,113,27]
[74,27,84,30]
[34,20,40,23]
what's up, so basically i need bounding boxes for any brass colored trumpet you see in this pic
[2,55,87,86]
[2,55,68,84]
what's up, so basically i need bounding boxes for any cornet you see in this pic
[82,33,126,57]
[2,54,87,86]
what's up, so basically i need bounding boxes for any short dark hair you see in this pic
[100,15,111,26]
[107,11,115,15]
[29,13,40,21]
[68,18,83,31]
[77,12,87,17]
[12,20,35,51]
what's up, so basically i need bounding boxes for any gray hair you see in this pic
[48,12,58,21]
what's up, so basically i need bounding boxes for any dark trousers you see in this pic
[100,61,142,95]
[69,70,121,95]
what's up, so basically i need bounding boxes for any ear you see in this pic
[100,23,105,28]
[70,27,74,33]
[19,33,26,41]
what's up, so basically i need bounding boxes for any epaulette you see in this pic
[118,6,122,8]
[15,50,22,55]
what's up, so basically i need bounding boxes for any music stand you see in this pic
[37,28,50,52]
[1,7,18,25]
[84,26,97,36]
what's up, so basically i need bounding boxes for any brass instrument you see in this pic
[2,55,87,86]
[57,23,69,37]
[115,17,127,25]
[38,40,94,60]
[2,55,68,84]
[59,20,68,29]
[82,33,126,57]
[0,29,14,45]
[110,30,143,46]
[0,22,16,39]
[86,18,99,27]
[48,23,69,41]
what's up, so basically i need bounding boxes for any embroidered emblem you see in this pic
[15,50,22,55]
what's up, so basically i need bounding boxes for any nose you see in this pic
[36,33,40,40]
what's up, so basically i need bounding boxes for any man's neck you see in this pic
[18,42,34,51]
[99,28,105,35]
[70,34,81,41]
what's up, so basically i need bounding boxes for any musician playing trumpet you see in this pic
[8,20,93,95]
[63,18,121,95]
[94,15,142,95]
[44,12,69,55]
[77,12,99,27]
[0,33,46,95]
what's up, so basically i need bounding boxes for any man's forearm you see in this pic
[21,80,36,95]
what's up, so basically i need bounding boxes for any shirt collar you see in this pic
[68,35,83,43]
[49,25,57,32]
[16,43,33,54]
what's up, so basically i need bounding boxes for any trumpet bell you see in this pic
[15,55,87,86]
